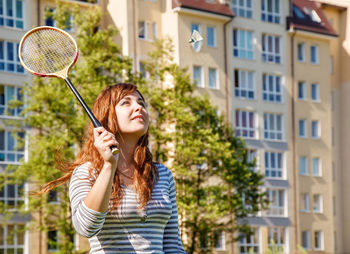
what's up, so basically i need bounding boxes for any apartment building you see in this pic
[1,0,348,253]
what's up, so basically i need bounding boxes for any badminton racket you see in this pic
[18,26,119,155]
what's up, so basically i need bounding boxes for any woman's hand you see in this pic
[93,127,119,166]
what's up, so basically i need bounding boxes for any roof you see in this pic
[287,0,337,37]
[172,0,234,18]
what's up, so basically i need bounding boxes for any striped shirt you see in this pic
[69,162,187,253]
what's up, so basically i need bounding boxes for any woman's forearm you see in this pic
[84,161,117,212]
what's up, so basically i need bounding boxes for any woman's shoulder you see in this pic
[154,162,174,180]
[72,162,92,178]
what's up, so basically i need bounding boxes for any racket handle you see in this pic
[111,145,119,155]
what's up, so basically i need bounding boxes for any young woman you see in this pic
[45,83,186,253]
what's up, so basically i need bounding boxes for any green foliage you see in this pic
[139,38,268,254]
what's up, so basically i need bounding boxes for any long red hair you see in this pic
[41,83,158,209]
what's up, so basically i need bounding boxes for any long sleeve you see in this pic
[163,170,187,253]
[69,163,108,238]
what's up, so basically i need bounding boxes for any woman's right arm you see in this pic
[69,127,118,237]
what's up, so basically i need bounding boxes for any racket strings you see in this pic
[20,29,76,75]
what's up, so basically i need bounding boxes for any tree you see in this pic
[1,2,133,253]
[140,38,268,254]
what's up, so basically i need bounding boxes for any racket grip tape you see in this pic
[111,145,119,155]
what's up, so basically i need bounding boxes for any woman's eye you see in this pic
[121,101,129,105]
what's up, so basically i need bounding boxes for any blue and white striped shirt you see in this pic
[69,162,186,253]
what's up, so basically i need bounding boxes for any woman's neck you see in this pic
[117,136,138,172]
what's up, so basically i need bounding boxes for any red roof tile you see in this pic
[288,0,337,37]
[172,0,234,17]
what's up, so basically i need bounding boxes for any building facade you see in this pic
[1,0,350,253]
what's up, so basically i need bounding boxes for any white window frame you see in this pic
[263,113,283,141]
[0,85,23,118]
[299,156,308,175]
[0,181,24,211]
[262,34,281,64]
[314,231,324,251]
[214,231,226,251]
[152,22,157,40]
[44,7,74,32]
[266,189,286,217]
[0,0,24,29]
[191,23,201,34]
[265,151,283,179]
[193,65,204,88]
[297,43,306,62]
[234,69,255,99]
[310,45,319,64]
[138,21,147,39]
[299,119,307,138]
[233,29,254,59]
[302,231,310,250]
[208,67,219,89]
[262,73,283,103]
[261,0,281,24]
[311,120,320,139]
[232,0,253,18]
[139,61,150,80]
[247,149,258,171]
[0,224,25,252]
[268,227,286,252]
[311,83,320,102]
[0,130,25,163]
[312,157,321,176]
[313,194,323,213]
[0,41,25,74]
[207,26,217,47]
[298,81,307,100]
[301,193,310,212]
[239,228,260,254]
[235,110,256,139]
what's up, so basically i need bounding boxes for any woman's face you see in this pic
[115,91,149,138]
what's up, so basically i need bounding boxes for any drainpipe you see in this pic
[224,16,233,122]
[290,26,299,252]
[37,0,40,26]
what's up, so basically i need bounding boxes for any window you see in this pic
[152,22,157,39]
[268,227,285,252]
[0,41,24,73]
[313,194,322,213]
[310,45,319,64]
[191,23,201,34]
[193,66,203,87]
[315,231,323,250]
[299,156,308,175]
[233,29,254,59]
[247,149,258,171]
[265,151,283,178]
[261,0,281,24]
[0,85,23,117]
[297,43,305,62]
[0,224,25,253]
[311,83,320,102]
[302,231,310,250]
[138,21,146,39]
[0,131,25,162]
[48,190,59,204]
[208,68,218,89]
[266,189,285,216]
[214,231,225,251]
[48,230,58,252]
[45,8,73,32]
[264,113,283,140]
[330,55,334,74]
[0,0,24,29]
[298,81,307,100]
[0,182,24,210]
[232,0,253,18]
[239,229,260,254]
[301,193,309,212]
[262,34,281,64]
[234,69,255,99]
[139,62,149,79]
[207,26,217,47]
[312,157,321,176]
[311,120,320,138]
[235,110,256,138]
[263,74,282,102]
[299,119,307,138]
